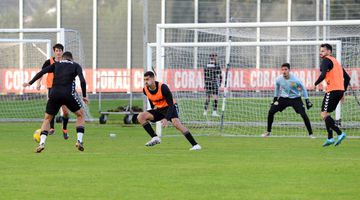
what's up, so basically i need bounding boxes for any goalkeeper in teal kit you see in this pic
[262,63,314,138]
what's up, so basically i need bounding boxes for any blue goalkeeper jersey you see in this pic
[274,74,308,99]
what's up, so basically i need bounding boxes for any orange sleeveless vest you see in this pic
[144,82,176,109]
[46,57,55,88]
[324,55,344,92]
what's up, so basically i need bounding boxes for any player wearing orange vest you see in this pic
[36,43,70,140]
[137,71,201,150]
[314,43,350,147]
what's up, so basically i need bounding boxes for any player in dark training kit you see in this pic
[314,43,350,147]
[23,51,89,153]
[36,43,71,139]
[203,53,222,117]
[137,71,201,151]
[262,63,314,138]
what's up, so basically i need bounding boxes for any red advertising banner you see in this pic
[1,68,359,94]
[165,68,360,91]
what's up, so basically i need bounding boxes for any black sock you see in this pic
[213,100,218,111]
[301,114,313,135]
[76,126,85,134]
[143,122,157,138]
[204,98,210,111]
[267,112,274,133]
[324,116,342,135]
[325,122,333,139]
[41,130,49,136]
[50,117,55,129]
[183,131,197,146]
[62,116,69,130]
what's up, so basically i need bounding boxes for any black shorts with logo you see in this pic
[269,97,306,115]
[321,90,344,112]
[148,104,180,122]
[46,88,82,115]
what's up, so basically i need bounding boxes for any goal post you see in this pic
[149,20,360,137]
[0,28,92,122]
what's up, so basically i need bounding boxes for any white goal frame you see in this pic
[0,38,52,95]
[147,40,342,136]
[0,28,94,122]
[148,19,360,136]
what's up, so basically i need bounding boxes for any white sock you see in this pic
[40,134,47,145]
[77,132,84,143]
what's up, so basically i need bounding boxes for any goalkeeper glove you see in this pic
[305,99,313,110]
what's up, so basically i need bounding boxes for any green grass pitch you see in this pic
[0,122,359,199]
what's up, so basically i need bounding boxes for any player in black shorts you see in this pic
[203,53,222,117]
[23,51,89,153]
[262,63,314,138]
[36,43,71,139]
[137,71,201,150]
[315,44,350,147]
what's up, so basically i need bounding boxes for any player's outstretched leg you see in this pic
[172,118,201,151]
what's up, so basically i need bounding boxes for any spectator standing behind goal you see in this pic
[23,51,89,153]
[137,71,201,151]
[203,53,222,117]
[36,43,71,139]
[262,63,314,138]
[314,43,350,147]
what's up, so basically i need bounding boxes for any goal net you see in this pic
[0,29,93,122]
[149,21,360,137]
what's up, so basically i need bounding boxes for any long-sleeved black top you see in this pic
[29,59,87,97]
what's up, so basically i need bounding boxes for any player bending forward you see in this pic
[262,63,314,138]
[137,71,201,151]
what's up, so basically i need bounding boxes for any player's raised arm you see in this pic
[23,64,55,87]
[36,59,51,90]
